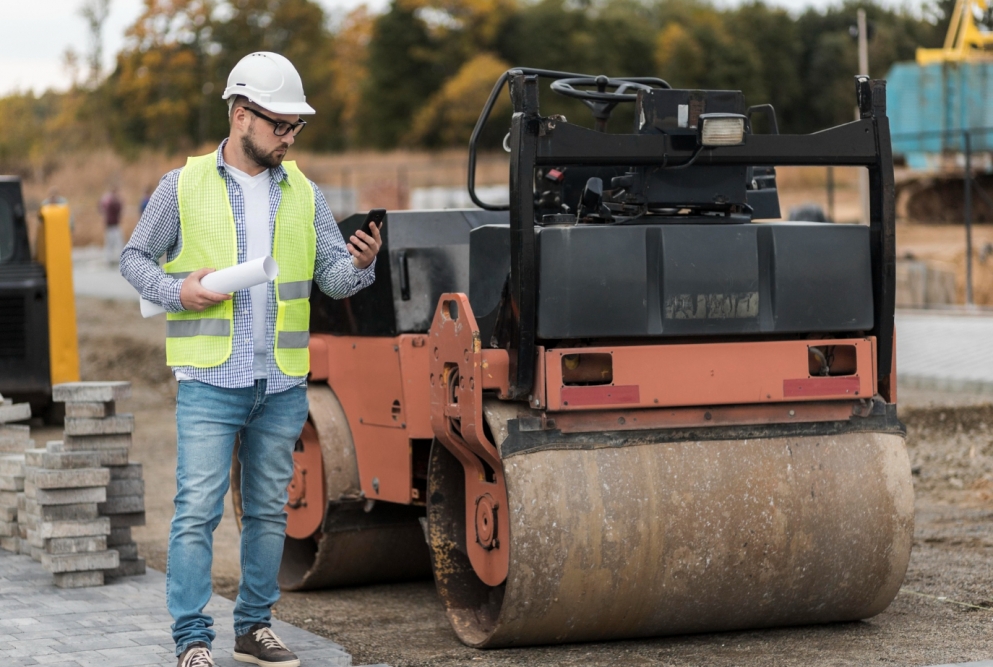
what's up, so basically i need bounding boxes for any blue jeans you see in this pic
[168,379,308,655]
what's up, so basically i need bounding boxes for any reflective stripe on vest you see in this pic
[167,319,231,337]
[163,151,316,375]
[278,280,312,300]
[277,331,310,348]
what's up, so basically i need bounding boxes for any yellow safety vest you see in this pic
[164,151,316,376]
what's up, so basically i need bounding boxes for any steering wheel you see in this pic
[550,75,661,130]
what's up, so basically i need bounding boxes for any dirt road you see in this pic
[55,295,993,667]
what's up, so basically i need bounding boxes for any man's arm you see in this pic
[312,184,377,298]
[119,170,186,312]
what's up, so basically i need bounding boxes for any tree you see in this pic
[80,0,113,88]
[655,7,765,102]
[407,52,511,147]
[328,7,375,149]
[108,0,216,150]
[357,1,449,148]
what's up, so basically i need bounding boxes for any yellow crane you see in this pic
[917,0,993,64]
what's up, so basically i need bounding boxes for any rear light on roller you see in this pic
[698,114,746,147]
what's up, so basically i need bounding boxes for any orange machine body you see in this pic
[303,322,882,510]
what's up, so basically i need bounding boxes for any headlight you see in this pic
[698,114,746,147]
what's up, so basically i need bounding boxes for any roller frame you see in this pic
[428,293,511,587]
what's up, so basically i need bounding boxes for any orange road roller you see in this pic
[232,69,911,648]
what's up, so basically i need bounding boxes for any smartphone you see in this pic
[364,208,386,232]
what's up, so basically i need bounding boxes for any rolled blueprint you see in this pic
[139,256,280,318]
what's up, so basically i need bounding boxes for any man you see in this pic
[121,52,382,667]
[100,185,123,265]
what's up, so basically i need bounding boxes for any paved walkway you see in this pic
[896,310,993,393]
[0,550,354,666]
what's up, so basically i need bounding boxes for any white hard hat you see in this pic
[222,52,315,115]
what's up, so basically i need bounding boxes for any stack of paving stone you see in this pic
[21,449,117,587]
[0,393,34,554]
[53,381,146,579]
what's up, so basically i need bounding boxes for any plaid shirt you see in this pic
[120,140,375,394]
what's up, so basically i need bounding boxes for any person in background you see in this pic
[99,185,123,265]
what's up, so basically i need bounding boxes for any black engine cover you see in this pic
[535,222,873,339]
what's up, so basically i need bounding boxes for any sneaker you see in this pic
[233,623,301,667]
[178,641,214,667]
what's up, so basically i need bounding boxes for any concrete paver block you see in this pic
[26,467,110,490]
[0,454,26,476]
[0,505,17,522]
[0,474,24,491]
[109,512,146,528]
[113,542,138,560]
[43,445,132,466]
[0,438,34,453]
[0,403,32,424]
[52,382,131,404]
[65,401,116,418]
[107,479,144,497]
[42,549,119,573]
[35,517,111,539]
[0,424,30,440]
[98,449,131,466]
[20,511,39,529]
[25,448,102,470]
[64,415,134,436]
[96,449,131,466]
[0,535,20,552]
[0,520,17,536]
[99,496,144,514]
[107,527,131,546]
[22,500,100,522]
[45,535,108,554]
[24,529,46,548]
[0,490,18,506]
[62,434,132,451]
[53,570,105,588]
[108,463,143,480]
[104,556,145,578]
[25,484,106,506]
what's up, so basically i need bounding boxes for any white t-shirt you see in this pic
[224,164,271,379]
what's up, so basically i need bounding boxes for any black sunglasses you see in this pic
[245,107,307,137]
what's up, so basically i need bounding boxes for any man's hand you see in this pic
[180,268,231,311]
[348,221,382,269]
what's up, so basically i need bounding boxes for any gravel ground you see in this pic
[42,296,993,667]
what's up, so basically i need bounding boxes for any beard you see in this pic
[241,125,288,169]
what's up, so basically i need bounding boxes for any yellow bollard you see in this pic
[37,204,80,386]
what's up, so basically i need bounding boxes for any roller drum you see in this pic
[280,519,431,590]
[429,429,913,647]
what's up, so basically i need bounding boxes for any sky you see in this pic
[1,0,923,97]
